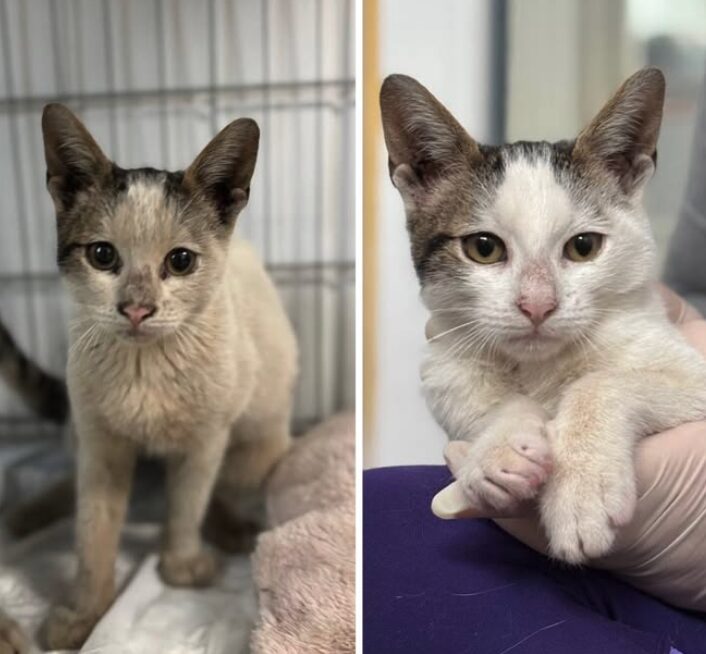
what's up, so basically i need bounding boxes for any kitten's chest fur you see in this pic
[505,349,595,412]
[68,308,257,454]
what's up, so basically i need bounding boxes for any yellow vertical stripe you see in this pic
[363,0,379,466]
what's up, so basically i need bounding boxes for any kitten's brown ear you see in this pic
[42,103,111,211]
[184,118,260,224]
[574,67,665,195]
[379,74,480,197]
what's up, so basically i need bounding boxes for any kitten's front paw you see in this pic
[159,547,220,587]
[40,604,99,651]
[0,613,29,654]
[541,464,636,564]
[452,425,553,513]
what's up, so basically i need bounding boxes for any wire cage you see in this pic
[0,0,355,444]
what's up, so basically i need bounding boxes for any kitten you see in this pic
[23,104,298,650]
[379,68,706,565]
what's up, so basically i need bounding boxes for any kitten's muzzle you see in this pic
[117,302,157,328]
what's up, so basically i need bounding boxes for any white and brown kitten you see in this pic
[380,68,706,565]
[2,104,298,651]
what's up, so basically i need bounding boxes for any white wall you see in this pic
[369,0,493,467]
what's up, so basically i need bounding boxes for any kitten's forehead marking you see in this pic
[110,178,182,246]
[490,153,575,251]
[125,178,170,219]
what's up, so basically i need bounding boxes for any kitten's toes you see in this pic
[542,470,636,564]
[545,504,615,564]
[0,614,29,654]
[457,433,552,512]
[506,429,553,473]
[40,604,98,651]
[159,547,220,588]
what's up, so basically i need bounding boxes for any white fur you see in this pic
[422,153,706,563]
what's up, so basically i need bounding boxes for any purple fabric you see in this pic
[364,466,706,654]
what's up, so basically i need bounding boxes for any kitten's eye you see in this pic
[86,242,119,271]
[165,248,197,276]
[564,233,603,262]
[462,233,507,264]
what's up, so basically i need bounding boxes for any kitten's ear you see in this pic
[379,75,480,201]
[574,67,665,195]
[184,118,259,224]
[42,103,112,211]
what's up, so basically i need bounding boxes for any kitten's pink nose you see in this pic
[118,302,156,327]
[517,297,557,326]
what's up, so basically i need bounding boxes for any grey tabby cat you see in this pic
[1,104,298,652]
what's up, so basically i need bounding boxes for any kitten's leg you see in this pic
[158,427,230,587]
[542,369,706,564]
[422,351,553,512]
[0,610,28,654]
[205,412,291,553]
[41,434,136,650]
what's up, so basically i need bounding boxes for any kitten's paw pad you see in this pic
[454,430,552,512]
[542,472,636,564]
[0,615,29,654]
[159,548,220,587]
[40,604,98,651]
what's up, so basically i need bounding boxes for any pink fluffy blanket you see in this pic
[250,412,355,654]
